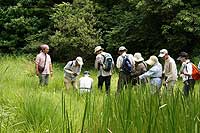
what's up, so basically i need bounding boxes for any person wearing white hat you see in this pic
[139,55,162,94]
[79,71,94,93]
[94,46,114,94]
[158,49,178,94]
[116,46,135,93]
[35,44,53,85]
[132,52,147,85]
[64,56,83,90]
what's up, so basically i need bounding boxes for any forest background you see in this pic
[0,0,200,64]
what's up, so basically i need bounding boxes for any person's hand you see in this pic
[36,71,39,76]
[50,71,53,77]
[73,73,77,76]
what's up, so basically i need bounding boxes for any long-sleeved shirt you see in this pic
[139,62,162,88]
[179,59,193,82]
[95,52,114,77]
[163,56,178,82]
[139,62,162,79]
[35,52,52,74]
[64,60,82,81]
[116,52,135,71]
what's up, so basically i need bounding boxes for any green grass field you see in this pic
[0,55,200,133]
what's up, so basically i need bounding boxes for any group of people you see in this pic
[35,44,199,96]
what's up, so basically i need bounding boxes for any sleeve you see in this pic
[48,55,52,64]
[116,56,122,69]
[64,61,73,74]
[77,65,82,75]
[139,67,155,79]
[95,55,102,69]
[35,55,40,64]
[166,62,173,82]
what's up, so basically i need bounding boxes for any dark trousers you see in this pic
[98,75,111,94]
[183,79,195,96]
[117,71,131,93]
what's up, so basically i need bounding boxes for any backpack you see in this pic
[186,62,200,80]
[191,63,200,80]
[122,55,133,74]
[101,53,113,72]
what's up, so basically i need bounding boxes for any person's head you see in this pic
[75,57,83,66]
[118,46,127,55]
[133,52,144,63]
[146,55,158,66]
[94,46,104,55]
[40,44,49,53]
[83,71,90,77]
[158,49,169,60]
[177,52,189,63]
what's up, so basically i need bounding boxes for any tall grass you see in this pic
[0,55,200,132]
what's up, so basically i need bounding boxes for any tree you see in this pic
[50,0,102,62]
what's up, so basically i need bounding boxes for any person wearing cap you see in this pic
[79,71,94,93]
[94,46,114,94]
[35,44,53,85]
[177,52,195,96]
[158,49,178,94]
[116,46,135,92]
[64,56,83,90]
[132,52,147,85]
[139,55,162,94]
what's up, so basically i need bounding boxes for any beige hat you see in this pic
[146,55,158,66]
[158,49,168,57]
[133,52,144,62]
[94,46,104,54]
[76,57,83,65]
[40,44,49,50]
[118,46,127,51]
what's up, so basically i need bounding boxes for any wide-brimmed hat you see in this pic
[158,49,168,57]
[177,52,189,60]
[76,57,83,65]
[118,46,127,52]
[133,52,144,62]
[146,55,158,66]
[94,46,104,54]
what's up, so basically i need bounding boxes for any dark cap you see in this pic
[177,52,189,60]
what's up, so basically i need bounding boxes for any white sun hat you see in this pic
[133,52,144,62]
[94,46,104,54]
[118,46,127,51]
[76,57,83,65]
[146,55,158,66]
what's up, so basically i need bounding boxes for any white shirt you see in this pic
[116,52,135,70]
[79,75,93,89]
[179,59,193,82]
[164,56,178,82]
[35,52,52,74]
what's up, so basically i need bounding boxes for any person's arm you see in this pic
[49,64,53,77]
[116,56,122,69]
[139,67,154,79]
[64,61,74,74]
[35,55,40,76]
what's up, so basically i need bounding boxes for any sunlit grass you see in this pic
[0,55,200,132]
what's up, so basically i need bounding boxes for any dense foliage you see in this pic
[0,0,200,62]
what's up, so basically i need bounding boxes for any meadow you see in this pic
[0,55,200,133]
